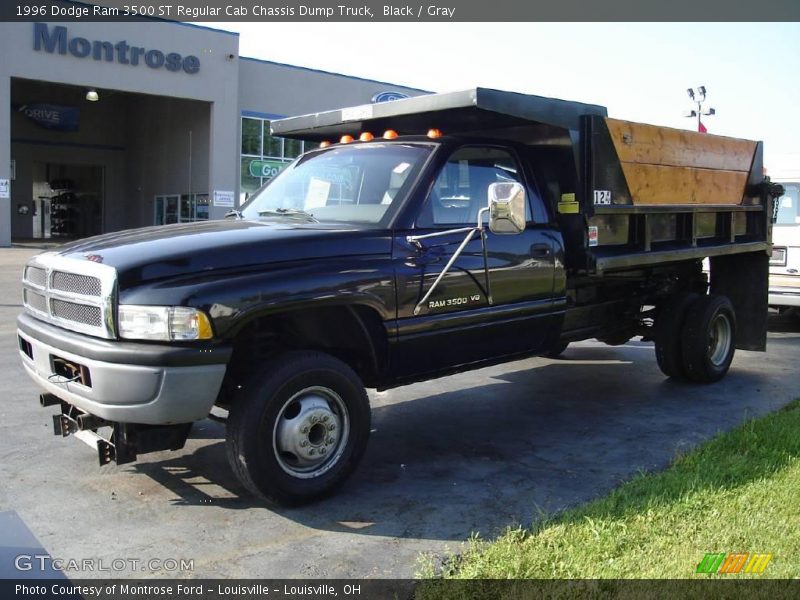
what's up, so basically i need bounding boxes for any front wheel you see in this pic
[680,295,737,383]
[226,351,371,505]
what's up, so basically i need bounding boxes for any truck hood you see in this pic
[55,219,393,288]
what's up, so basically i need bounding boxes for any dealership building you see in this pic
[0,20,425,246]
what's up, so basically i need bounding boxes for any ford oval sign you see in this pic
[371,91,410,103]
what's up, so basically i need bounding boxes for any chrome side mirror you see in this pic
[488,182,526,234]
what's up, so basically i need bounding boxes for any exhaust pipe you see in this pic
[40,393,60,407]
[76,412,107,431]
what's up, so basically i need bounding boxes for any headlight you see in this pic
[118,305,214,341]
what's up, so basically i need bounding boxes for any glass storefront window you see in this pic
[180,195,195,221]
[154,196,164,226]
[241,118,262,155]
[154,194,209,225]
[241,116,318,205]
[284,138,303,159]
[263,121,282,158]
[240,156,263,203]
[195,194,209,220]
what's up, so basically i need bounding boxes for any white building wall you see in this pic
[0,20,426,245]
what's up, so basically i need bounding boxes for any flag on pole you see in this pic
[698,121,708,134]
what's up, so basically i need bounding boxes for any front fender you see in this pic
[118,255,396,339]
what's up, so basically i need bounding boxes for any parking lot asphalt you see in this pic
[1,246,798,579]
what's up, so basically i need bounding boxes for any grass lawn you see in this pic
[417,399,800,585]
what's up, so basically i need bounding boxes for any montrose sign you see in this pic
[32,22,201,74]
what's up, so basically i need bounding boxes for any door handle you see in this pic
[404,244,445,267]
[531,243,551,258]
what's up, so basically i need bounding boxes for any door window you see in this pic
[417,146,532,228]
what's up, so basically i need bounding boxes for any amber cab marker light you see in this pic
[427,128,443,138]
[340,135,354,144]
[319,140,331,148]
[383,129,398,139]
[359,132,374,141]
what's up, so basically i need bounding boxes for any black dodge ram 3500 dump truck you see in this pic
[17,89,781,505]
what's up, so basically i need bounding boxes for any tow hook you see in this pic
[46,396,192,466]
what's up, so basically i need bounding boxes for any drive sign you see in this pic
[249,159,288,179]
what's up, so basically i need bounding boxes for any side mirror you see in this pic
[488,182,526,234]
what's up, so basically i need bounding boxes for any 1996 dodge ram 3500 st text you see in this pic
[17,89,781,504]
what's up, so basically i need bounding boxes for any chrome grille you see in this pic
[23,289,47,314]
[50,299,103,327]
[21,253,117,339]
[24,266,46,288]
[51,271,101,296]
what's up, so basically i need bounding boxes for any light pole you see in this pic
[685,86,716,133]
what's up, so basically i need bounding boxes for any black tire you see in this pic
[681,295,736,383]
[226,351,371,506]
[544,341,569,358]
[654,292,698,380]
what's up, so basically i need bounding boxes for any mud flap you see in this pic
[710,251,768,351]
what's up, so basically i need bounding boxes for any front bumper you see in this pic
[768,275,800,308]
[769,289,800,308]
[17,312,231,425]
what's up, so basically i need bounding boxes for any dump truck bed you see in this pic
[272,88,772,275]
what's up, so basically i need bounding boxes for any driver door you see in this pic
[391,145,561,380]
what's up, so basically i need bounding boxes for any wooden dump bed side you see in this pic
[604,119,757,206]
[579,115,771,274]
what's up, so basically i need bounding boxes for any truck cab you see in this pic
[240,135,565,379]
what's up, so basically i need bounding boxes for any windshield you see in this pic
[775,182,800,226]
[240,143,432,225]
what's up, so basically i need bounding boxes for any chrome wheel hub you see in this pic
[707,313,732,367]
[273,386,349,479]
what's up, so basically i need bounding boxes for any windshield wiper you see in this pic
[224,209,243,219]
[258,208,318,222]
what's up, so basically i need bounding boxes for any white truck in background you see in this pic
[768,160,800,319]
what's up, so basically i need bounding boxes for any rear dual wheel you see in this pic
[654,292,698,379]
[681,295,736,383]
[655,294,736,383]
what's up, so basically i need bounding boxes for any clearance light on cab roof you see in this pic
[359,132,374,141]
[383,129,398,139]
[427,128,443,138]
[319,140,331,148]
[340,135,354,144]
